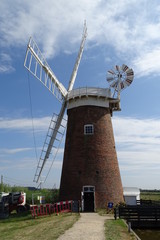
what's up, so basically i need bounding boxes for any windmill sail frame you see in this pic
[24,22,87,184]
[24,37,67,102]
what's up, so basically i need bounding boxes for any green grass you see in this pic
[141,192,160,201]
[105,219,136,240]
[0,211,79,240]
[96,208,108,215]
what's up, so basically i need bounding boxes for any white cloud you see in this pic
[1,53,12,62]
[113,117,160,139]
[0,65,14,73]
[112,116,160,188]
[132,48,160,77]
[0,148,33,154]
[1,0,160,78]
[0,156,37,170]
[0,116,50,131]
[0,53,15,73]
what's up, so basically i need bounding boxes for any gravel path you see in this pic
[57,213,113,240]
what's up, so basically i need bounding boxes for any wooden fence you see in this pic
[136,199,160,206]
[115,205,160,228]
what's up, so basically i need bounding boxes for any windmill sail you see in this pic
[24,37,67,102]
[68,21,87,91]
[24,22,87,184]
[34,111,67,183]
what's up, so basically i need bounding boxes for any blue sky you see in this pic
[0,0,160,189]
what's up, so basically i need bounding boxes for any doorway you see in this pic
[82,186,95,212]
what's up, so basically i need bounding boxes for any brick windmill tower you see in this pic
[24,23,134,210]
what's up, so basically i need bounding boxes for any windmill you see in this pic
[24,23,134,210]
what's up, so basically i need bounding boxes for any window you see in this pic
[83,186,95,192]
[84,124,94,135]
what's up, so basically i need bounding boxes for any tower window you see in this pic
[84,124,94,135]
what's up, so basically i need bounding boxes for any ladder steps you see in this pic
[33,113,67,183]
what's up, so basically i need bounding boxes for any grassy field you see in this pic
[0,210,137,240]
[140,191,160,201]
[97,209,136,240]
[105,219,136,240]
[0,212,79,240]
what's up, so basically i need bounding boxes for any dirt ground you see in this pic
[57,213,113,240]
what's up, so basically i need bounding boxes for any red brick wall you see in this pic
[59,105,123,208]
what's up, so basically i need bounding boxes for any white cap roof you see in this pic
[123,187,140,196]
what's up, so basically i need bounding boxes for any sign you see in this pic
[108,202,113,209]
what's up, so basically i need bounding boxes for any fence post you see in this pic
[56,203,58,214]
[30,206,34,218]
[128,222,131,232]
[46,204,50,215]
[114,207,117,220]
[155,207,157,223]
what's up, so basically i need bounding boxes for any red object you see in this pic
[30,200,72,218]
[18,195,24,204]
